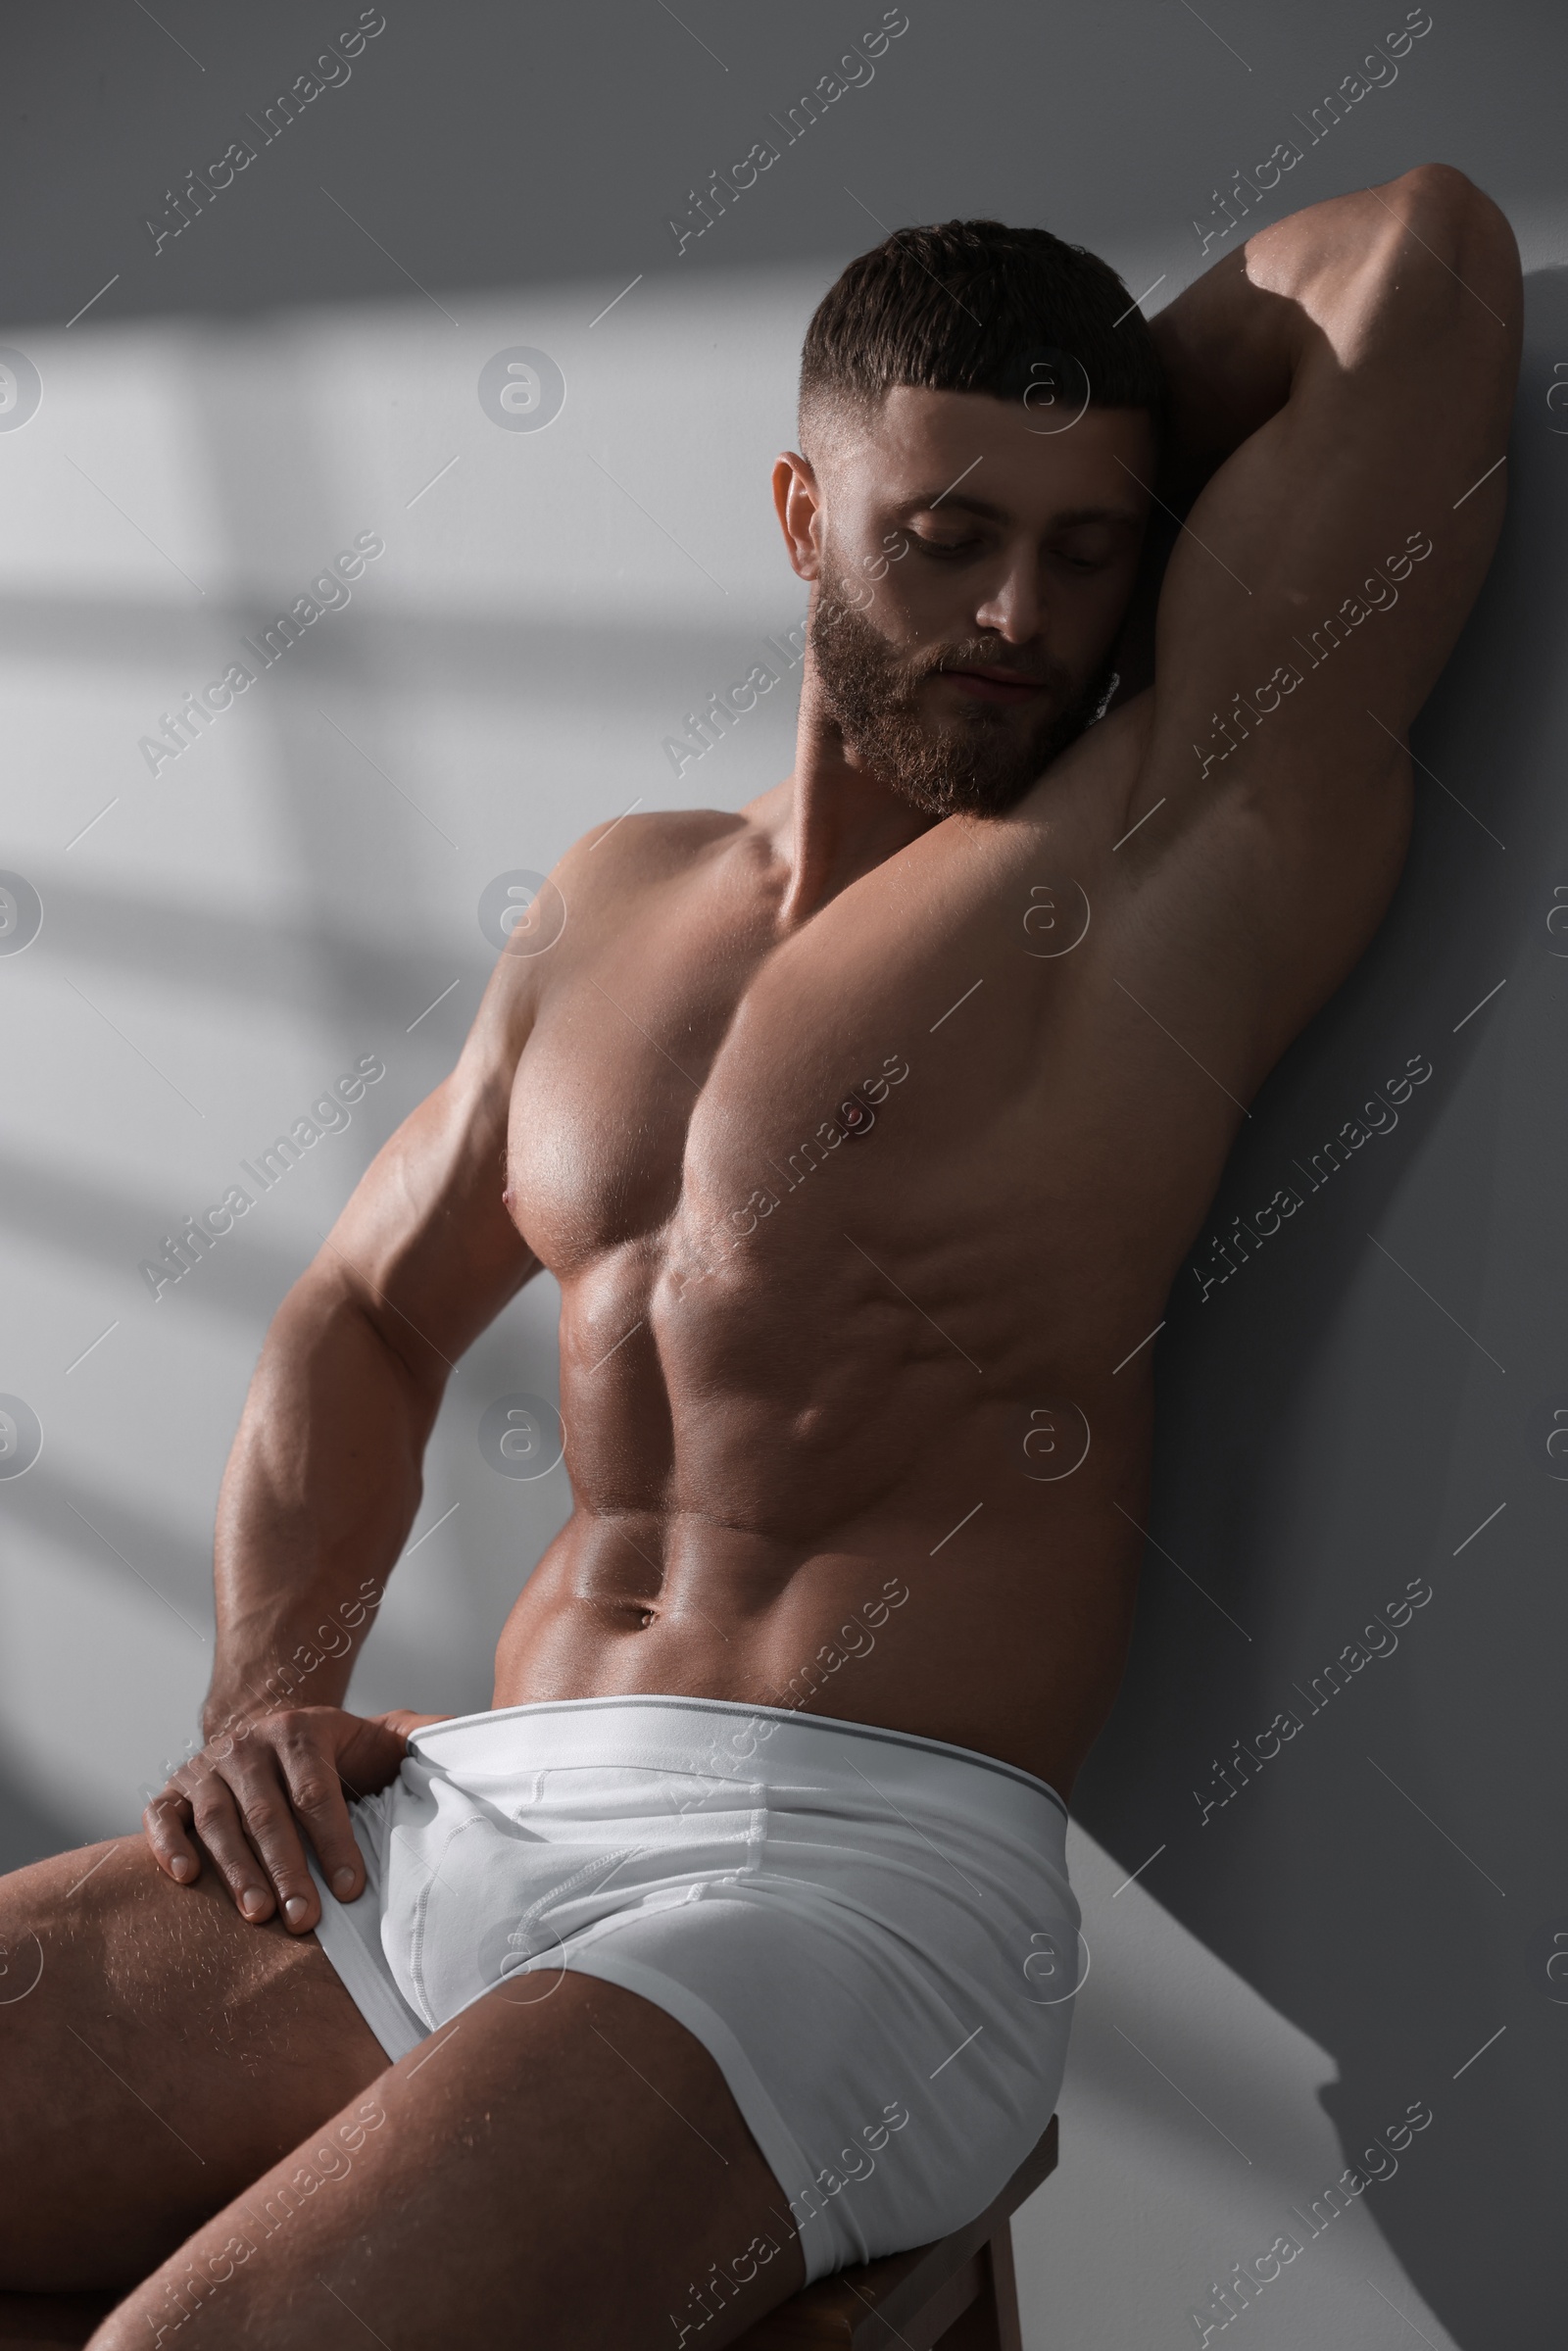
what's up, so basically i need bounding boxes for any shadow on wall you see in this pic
[1072,265,1568,2351]
[2,0,1223,327]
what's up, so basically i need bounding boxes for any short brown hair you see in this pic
[799,218,1165,452]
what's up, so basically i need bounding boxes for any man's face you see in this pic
[785,385,1155,817]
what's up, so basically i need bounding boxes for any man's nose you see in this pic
[973,563,1042,644]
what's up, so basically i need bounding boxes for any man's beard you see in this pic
[808,565,1119,819]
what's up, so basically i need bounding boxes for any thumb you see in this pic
[368,1709,428,1749]
[334,1710,414,1787]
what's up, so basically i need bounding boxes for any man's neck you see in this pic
[766,655,940,928]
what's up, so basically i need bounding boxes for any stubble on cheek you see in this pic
[808,567,1112,819]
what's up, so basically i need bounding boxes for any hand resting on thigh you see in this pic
[142,1705,446,1935]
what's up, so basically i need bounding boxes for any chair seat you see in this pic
[733,2114,1057,2349]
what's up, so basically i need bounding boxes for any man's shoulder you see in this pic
[469,804,763,1074]
[527,804,770,962]
[563,802,756,888]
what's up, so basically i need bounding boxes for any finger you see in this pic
[142,1788,202,1886]
[182,1765,278,1923]
[340,1712,419,1794]
[273,1729,368,1906]
[220,1746,324,1933]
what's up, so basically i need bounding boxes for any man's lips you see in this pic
[934,664,1051,706]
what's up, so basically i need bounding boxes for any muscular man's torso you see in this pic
[487,689,1405,1796]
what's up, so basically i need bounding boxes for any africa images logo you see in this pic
[0,1397,43,1481]
[477,348,565,433]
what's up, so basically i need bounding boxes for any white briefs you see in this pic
[306,1693,1079,2282]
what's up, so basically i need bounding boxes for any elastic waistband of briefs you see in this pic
[407,1692,1069,1826]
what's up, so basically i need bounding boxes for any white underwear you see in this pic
[306,1694,1079,2282]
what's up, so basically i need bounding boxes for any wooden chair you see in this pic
[734,2115,1057,2350]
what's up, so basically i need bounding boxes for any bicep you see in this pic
[1133,172,1521,848]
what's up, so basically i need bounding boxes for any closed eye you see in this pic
[909,532,983,560]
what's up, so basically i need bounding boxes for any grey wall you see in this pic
[2,2,1563,2342]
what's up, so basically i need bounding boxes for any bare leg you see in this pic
[0,1836,386,2291]
[86,1972,808,2348]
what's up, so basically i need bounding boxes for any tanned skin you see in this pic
[0,169,1520,2349]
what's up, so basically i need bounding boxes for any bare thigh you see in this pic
[0,1836,386,2291]
[87,1971,808,2350]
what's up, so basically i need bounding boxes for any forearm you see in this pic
[204,1276,443,1738]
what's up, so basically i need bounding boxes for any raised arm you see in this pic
[1117,164,1521,1055]
[143,925,544,1929]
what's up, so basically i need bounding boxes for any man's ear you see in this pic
[771,451,823,582]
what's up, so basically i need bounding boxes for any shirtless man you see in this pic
[0,169,1519,2348]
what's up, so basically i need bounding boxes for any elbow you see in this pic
[1375,164,1522,352]
[1395,162,1520,280]
[1395,161,1486,213]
